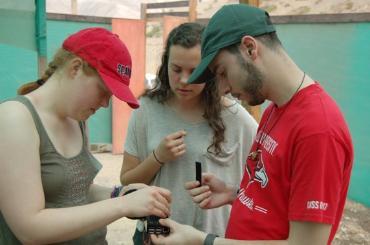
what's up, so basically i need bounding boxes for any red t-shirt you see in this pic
[225,83,353,244]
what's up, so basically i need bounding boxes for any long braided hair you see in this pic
[17,49,96,95]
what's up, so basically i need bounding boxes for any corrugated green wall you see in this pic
[0,44,37,99]
[47,20,112,144]
[275,23,370,206]
[0,20,112,144]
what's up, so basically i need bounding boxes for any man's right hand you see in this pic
[150,218,206,245]
[185,173,237,209]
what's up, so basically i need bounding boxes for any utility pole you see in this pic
[189,0,197,21]
[36,0,47,76]
[239,0,259,6]
[71,0,77,15]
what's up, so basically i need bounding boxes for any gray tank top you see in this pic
[0,96,107,244]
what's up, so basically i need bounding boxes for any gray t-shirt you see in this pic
[124,97,257,236]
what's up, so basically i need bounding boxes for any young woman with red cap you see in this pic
[0,27,171,244]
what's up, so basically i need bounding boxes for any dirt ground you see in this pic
[93,153,370,245]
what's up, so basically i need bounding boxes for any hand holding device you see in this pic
[124,189,170,235]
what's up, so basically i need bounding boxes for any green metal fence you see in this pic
[275,22,370,206]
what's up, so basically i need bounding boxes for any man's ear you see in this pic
[240,36,258,60]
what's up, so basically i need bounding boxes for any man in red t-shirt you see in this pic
[151,4,353,245]
[225,83,352,243]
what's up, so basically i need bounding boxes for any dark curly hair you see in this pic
[144,22,225,155]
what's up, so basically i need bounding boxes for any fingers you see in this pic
[150,234,166,245]
[184,180,200,190]
[150,187,172,217]
[159,218,176,230]
[185,173,213,188]
[121,186,172,219]
[187,184,209,197]
[172,144,186,156]
[167,138,186,153]
[184,182,210,207]
[152,200,170,218]
[156,187,172,203]
[149,219,176,244]
[168,130,186,139]
[192,189,212,204]
[154,193,171,215]
[158,130,187,161]
[169,137,185,146]
[164,130,186,145]
[201,173,215,184]
[199,197,211,209]
[188,185,211,205]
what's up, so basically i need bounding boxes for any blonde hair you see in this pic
[17,48,97,95]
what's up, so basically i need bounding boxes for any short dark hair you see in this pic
[255,31,282,49]
[225,31,282,55]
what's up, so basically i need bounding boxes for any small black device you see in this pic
[196,161,202,185]
[146,215,170,235]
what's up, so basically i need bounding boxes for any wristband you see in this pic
[204,233,218,245]
[152,149,165,165]
[110,185,123,198]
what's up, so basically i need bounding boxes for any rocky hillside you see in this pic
[196,0,370,17]
[47,0,370,18]
[259,0,370,15]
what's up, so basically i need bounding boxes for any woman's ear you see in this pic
[67,57,83,79]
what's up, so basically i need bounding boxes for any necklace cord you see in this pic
[255,72,306,153]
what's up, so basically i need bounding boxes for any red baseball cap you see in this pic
[63,27,139,108]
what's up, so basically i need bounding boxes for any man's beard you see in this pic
[235,52,265,106]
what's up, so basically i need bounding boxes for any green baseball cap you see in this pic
[188,4,276,84]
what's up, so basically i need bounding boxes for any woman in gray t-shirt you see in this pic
[120,23,258,244]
